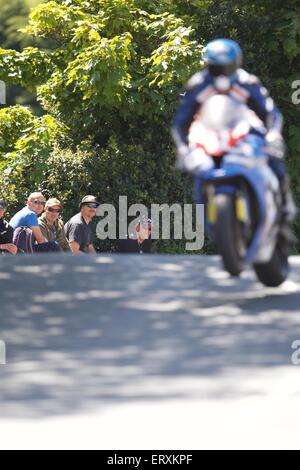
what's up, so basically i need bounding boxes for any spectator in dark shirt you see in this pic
[0,198,17,255]
[119,218,157,254]
[65,195,99,254]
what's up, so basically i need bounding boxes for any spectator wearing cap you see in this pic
[39,198,70,252]
[10,191,60,253]
[65,196,99,254]
[119,218,157,254]
[0,198,17,255]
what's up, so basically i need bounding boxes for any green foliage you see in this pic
[11,0,202,142]
[0,105,67,210]
[0,105,33,151]
[0,0,300,252]
[0,47,55,90]
[0,0,31,51]
[0,0,201,252]
[0,0,48,112]
[0,0,203,255]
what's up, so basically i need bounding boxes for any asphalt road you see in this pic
[0,254,300,450]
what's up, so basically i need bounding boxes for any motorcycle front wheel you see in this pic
[214,193,247,277]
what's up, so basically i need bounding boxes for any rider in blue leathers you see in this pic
[172,38,296,226]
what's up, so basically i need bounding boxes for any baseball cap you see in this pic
[0,198,4,209]
[45,198,62,209]
[79,195,99,209]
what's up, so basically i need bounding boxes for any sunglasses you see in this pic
[85,203,99,209]
[33,200,45,206]
[47,207,62,213]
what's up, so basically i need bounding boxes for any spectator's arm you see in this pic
[0,244,17,255]
[87,244,96,254]
[66,224,84,254]
[7,225,14,244]
[31,226,47,244]
[69,240,84,255]
[39,223,49,241]
[26,213,46,244]
[58,224,71,252]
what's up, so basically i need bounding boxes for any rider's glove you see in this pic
[176,148,214,176]
[264,130,286,160]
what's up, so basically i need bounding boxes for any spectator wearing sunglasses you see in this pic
[65,195,99,254]
[10,192,60,253]
[39,198,70,252]
[0,198,17,255]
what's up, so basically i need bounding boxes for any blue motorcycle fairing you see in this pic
[195,157,275,264]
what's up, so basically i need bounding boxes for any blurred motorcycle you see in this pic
[186,94,289,287]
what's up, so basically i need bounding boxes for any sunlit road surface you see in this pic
[0,254,300,450]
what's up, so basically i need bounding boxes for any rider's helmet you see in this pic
[203,39,242,80]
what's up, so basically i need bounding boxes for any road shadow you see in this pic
[0,254,299,418]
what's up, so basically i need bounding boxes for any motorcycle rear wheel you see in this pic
[254,241,289,287]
